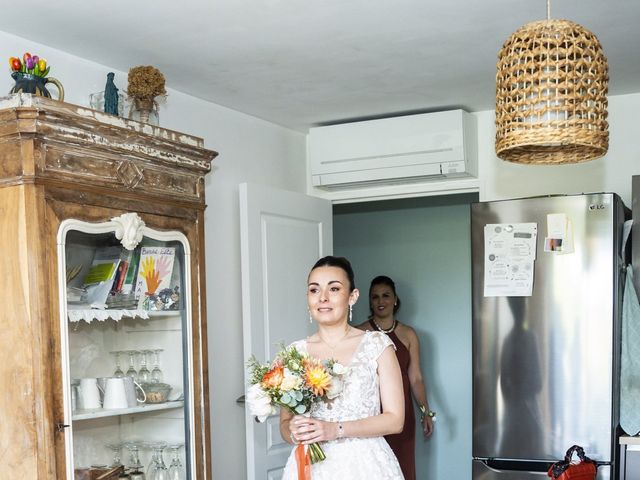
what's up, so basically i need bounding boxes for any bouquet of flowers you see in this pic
[246,344,348,466]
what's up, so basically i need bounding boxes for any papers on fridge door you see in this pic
[484,223,537,297]
[544,213,574,254]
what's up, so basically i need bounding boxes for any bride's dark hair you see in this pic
[310,256,356,292]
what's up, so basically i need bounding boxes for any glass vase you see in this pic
[129,97,159,126]
[89,91,125,116]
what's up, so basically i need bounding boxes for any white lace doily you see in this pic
[67,309,150,323]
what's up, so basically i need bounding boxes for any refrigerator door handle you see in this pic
[474,458,611,473]
[474,458,552,473]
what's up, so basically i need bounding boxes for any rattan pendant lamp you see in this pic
[495,0,609,164]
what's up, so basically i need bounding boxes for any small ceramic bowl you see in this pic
[141,383,172,404]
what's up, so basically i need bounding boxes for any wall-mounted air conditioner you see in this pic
[308,109,477,190]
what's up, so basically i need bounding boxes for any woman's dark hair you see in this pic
[310,256,356,292]
[368,275,401,318]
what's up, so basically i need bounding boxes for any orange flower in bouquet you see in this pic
[261,365,285,389]
[303,358,332,396]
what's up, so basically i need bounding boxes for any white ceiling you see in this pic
[2,0,639,131]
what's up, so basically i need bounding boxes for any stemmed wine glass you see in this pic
[123,442,144,475]
[147,442,169,480]
[105,442,123,467]
[151,349,164,383]
[125,350,138,382]
[168,444,185,480]
[145,441,157,476]
[138,350,152,384]
[110,351,124,378]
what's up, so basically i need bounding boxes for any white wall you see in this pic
[476,93,640,206]
[0,31,307,479]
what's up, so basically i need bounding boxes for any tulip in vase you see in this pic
[8,52,64,101]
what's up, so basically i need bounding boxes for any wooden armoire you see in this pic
[0,94,217,478]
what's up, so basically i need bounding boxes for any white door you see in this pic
[239,183,332,480]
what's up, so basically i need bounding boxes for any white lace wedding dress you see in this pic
[281,331,404,480]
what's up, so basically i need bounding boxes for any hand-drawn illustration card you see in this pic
[134,246,176,310]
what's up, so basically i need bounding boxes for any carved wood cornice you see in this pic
[0,94,218,205]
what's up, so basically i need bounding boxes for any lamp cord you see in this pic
[547,0,551,20]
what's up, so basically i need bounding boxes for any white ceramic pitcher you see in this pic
[102,377,129,409]
[78,378,101,410]
[123,376,146,407]
[98,377,146,409]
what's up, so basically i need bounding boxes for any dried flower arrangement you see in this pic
[126,65,166,100]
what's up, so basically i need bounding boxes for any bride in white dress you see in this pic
[280,256,405,480]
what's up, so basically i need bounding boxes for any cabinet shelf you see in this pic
[72,400,184,421]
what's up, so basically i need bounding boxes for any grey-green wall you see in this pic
[334,193,477,480]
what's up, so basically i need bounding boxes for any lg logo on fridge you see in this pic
[588,204,606,210]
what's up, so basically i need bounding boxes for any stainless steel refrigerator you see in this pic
[471,193,626,480]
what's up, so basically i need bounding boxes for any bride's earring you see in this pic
[309,310,313,324]
[349,304,353,323]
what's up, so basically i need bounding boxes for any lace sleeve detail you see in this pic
[366,331,396,360]
[288,339,307,353]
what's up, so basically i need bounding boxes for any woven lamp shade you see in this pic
[495,19,609,164]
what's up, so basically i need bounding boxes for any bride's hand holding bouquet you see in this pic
[246,343,347,464]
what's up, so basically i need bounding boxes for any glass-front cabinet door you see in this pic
[58,213,194,480]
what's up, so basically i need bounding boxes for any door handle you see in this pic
[236,394,245,404]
